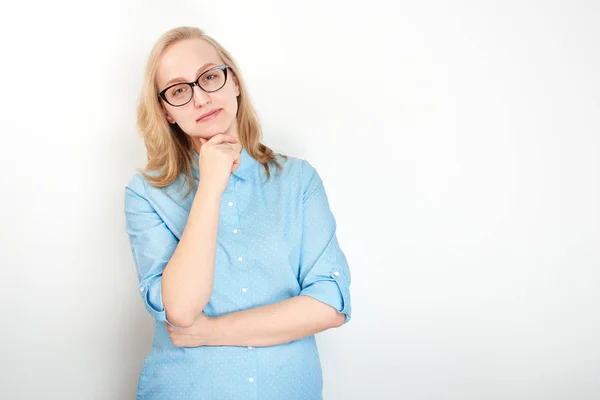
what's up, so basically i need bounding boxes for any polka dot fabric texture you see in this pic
[124,147,352,399]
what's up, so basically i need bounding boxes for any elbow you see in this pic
[164,299,209,329]
[321,303,346,329]
[165,308,202,328]
[162,290,211,328]
[330,311,346,328]
[141,276,211,327]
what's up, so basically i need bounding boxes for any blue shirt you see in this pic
[124,147,352,400]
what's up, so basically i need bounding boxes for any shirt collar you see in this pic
[191,146,258,182]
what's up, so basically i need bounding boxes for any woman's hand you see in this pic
[165,313,218,347]
[197,134,241,196]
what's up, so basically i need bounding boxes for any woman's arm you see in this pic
[210,296,344,346]
[163,135,242,328]
[161,184,221,328]
[165,296,344,348]
[125,177,219,328]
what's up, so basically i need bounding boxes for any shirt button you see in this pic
[228,201,234,207]
[139,287,144,292]
[233,229,238,234]
[247,346,253,350]
[333,271,340,276]
[249,377,254,383]
[238,256,243,262]
[242,288,247,293]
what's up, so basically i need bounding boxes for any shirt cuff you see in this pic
[139,278,181,327]
[299,267,352,324]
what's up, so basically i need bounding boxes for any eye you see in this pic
[171,86,188,96]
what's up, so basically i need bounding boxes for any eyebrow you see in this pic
[163,63,217,87]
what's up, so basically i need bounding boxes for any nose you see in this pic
[191,84,210,107]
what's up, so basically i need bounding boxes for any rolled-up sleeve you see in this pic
[297,161,352,324]
[123,176,180,327]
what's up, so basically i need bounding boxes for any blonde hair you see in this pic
[136,26,286,198]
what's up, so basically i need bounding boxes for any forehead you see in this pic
[156,38,222,88]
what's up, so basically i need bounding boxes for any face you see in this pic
[156,38,240,142]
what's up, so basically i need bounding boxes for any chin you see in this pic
[200,120,235,137]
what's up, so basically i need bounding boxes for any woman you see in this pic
[124,26,352,400]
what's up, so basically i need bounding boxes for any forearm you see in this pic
[162,184,221,327]
[210,296,345,347]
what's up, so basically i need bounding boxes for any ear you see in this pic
[233,76,241,97]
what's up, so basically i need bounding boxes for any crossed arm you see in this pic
[164,295,345,348]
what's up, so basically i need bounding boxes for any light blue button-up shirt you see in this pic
[124,147,352,400]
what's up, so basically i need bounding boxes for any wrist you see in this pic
[196,183,222,203]
[208,315,227,346]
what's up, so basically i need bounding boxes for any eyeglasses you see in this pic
[158,65,230,107]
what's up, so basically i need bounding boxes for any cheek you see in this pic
[227,95,239,116]
[220,81,239,110]
[171,109,193,125]
[214,91,238,118]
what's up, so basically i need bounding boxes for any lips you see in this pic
[197,109,221,122]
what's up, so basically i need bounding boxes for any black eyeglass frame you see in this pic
[158,65,230,107]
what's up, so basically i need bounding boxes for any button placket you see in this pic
[223,188,245,267]
[229,182,247,269]
[228,181,252,303]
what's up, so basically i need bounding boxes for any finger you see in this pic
[206,133,238,145]
[213,143,235,150]
[199,137,207,145]
[231,157,241,174]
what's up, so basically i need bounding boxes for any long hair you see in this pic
[136,26,286,198]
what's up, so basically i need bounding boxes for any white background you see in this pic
[1,1,598,399]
